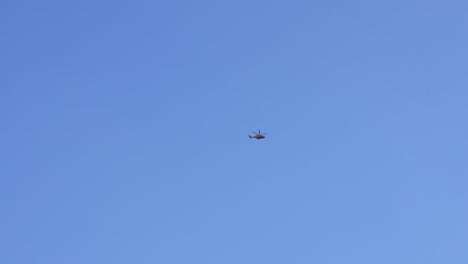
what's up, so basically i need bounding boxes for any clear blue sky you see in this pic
[1,1,467,263]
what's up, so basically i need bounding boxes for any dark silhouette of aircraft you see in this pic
[249,130,267,140]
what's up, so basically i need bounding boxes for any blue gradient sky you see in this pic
[2,1,468,263]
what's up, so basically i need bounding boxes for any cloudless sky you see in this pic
[2,1,467,263]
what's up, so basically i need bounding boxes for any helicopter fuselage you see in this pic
[249,134,265,140]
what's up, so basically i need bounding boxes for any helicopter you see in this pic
[249,130,268,140]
